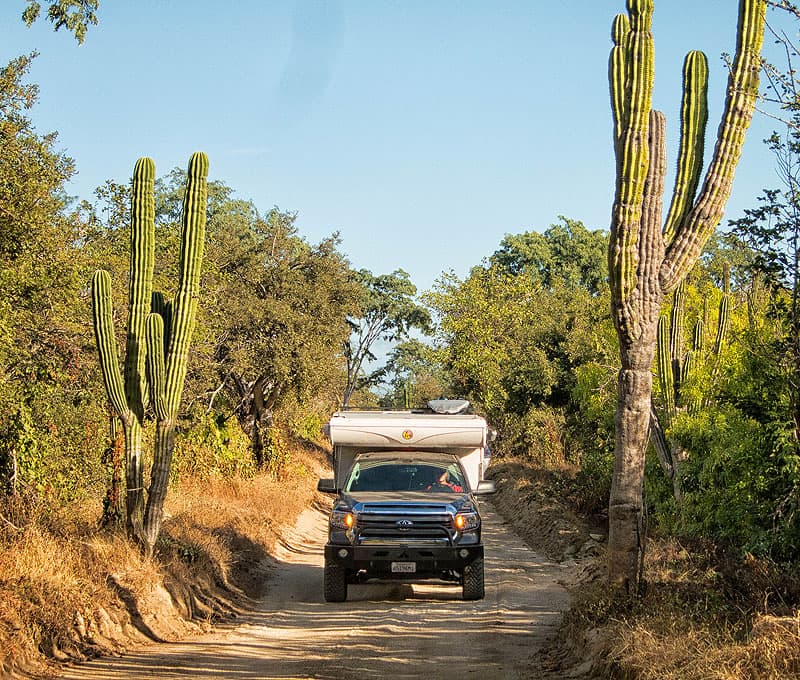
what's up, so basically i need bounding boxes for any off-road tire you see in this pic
[323,562,348,602]
[462,557,485,600]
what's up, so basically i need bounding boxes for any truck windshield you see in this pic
[344,462,466,493]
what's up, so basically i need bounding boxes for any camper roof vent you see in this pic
[426,399,471,415]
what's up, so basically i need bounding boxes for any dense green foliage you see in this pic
[0,54,105,500]
[426,219,617,485]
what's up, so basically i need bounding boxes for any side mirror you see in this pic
[317,478,338,494]
[474,480,496,495]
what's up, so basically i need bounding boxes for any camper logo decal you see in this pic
[402,430,413,440]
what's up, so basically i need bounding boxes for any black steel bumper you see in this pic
[324,543,483,577]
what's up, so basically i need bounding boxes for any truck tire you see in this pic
[324,562,348,602]
[462,557,485,600]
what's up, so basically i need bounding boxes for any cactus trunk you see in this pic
[606,0,765,593]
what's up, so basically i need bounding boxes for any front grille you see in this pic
[355,504,452,543]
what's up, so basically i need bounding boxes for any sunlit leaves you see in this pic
[22,0,99,44]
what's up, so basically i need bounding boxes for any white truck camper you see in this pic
[326,400,493,490]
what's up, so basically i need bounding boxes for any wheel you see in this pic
[324,562,348,602]
[462,557,485,600]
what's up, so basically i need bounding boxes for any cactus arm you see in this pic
[163,152,208,418]
[609,0,655,342]
[663,51,709,247]
[639,109,667,325]
[145,313,168,421]
[693,318,705,352]
[151,291,173,357]
[668,282,685,398]
[123,157,156,418]
[714,263,732,356]
[657,314,675,425]
[661,0,766,290]
[91,270,129,420]
[610,13,631,153]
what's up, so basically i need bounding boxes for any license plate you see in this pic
[391,561,416,573]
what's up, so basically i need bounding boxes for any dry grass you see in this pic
[600,610,800,679]
[0,438,326,678]
[561,538,800,679]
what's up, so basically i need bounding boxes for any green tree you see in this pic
[21,1,98,44]
[201,201,358,467]
[380,339,448,408]
[427,222,616,467]
[343,269,431,408]
[729,124,800,443]
[491,216,608,294]
[0,53,103,497]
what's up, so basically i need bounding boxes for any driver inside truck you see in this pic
[426,469,463,493]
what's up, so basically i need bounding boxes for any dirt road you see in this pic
[59,499,571,680]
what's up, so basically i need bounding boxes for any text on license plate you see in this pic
[391,561,416,573]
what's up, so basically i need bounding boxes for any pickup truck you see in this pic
[317,401,495,601]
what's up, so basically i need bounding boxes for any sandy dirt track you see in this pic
[59,499,571,680]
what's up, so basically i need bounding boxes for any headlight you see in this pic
[330,510,355,530]
[454,511,480,532]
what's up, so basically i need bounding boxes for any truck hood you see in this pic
[340,490,473,513]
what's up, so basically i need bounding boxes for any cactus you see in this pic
[653,270,731,498]
[606,0,765,592]
[92,153,208,554]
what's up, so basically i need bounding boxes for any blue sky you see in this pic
[0,1,793,292]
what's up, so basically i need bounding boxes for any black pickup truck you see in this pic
[317,450,496,602]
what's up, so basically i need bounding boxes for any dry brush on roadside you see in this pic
[0,441,326,679]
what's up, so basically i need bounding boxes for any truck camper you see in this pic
[317,400,496,601]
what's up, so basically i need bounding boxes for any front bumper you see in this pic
[325,543,483,577]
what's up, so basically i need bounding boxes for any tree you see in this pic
[730,73,800,444]
[605,0,765,593]
[380,338,448,408]
[342,269,431,408]
[211,210,359,466]
[491,216,608,295]
[426,228,615,465]
[0,53,99,496]
[21,1,98,44]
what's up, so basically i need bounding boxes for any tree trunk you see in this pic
[608,331,658,594]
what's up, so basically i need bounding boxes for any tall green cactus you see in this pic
[606,0,765,593]
[92,152,208,555]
